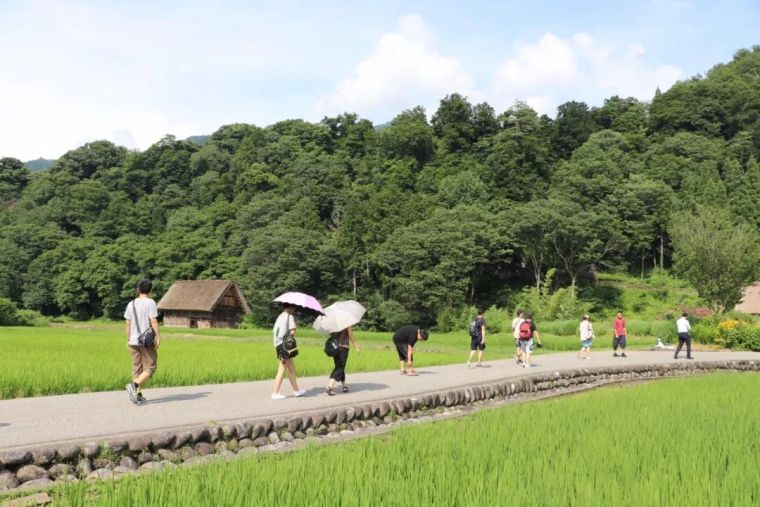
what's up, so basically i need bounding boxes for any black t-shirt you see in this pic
[474,317,486,339]
[393,325,420,347]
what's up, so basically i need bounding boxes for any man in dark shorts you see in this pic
[393,325,429,376]
[466,310,486,368]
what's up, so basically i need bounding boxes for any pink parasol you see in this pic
[273,292,324,314]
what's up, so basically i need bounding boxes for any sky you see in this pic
[0,0,758,161]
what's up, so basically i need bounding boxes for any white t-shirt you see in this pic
[676,317,691,334]
[124,297,158,346]
[580,320,594,341]
[273,312,296,347]
[511,317,524,340]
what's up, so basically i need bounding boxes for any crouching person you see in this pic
[124,279,161,405]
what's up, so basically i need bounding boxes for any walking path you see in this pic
[2,350,758,453]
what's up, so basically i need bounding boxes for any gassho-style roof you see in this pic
[157,280,252,314]
[735,283,760,315]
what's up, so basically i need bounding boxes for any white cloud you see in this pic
[490,32,682,115]
[316,14,474,118]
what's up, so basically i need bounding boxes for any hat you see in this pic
[583,314,589,319]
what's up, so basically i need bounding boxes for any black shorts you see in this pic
[394,340,410,361]
[470,338,485,351]
[613,335,627,349]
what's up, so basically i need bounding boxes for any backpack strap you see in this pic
[131,299,142,335]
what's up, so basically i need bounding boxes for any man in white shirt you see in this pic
[674,312,693,359]
[124,279,161,405]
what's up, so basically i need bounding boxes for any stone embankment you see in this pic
[1,359,758,496]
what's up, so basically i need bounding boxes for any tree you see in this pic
[431,93,476,153]
[670,206,760,312]
[552,101,599,159]
[0,157,30,202]
[379,106,435,164]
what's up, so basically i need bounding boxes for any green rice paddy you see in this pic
[49,372,760,506]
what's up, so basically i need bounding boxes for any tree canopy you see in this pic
[3,46,760,325]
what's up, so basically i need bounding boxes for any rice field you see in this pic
[48,372,760,506]
[0,323,655,399]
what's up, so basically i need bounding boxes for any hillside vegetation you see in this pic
[1,47,760,328]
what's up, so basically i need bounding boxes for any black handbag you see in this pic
[324,336,340,357]
[131,299,156,348]
[282,334,298,358]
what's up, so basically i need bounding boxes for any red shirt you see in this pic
[614,318,626,337]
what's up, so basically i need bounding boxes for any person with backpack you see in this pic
[124,279,161,405]
[325,326,360,396]
[517,312,542,368]
[271,304,306,400]
[511,309,525,364]
[466,310,487,368]
[612,311,628,358]
[578,314,593,359]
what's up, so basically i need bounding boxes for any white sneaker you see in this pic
[293,389,306,397]
[271,393,286,400]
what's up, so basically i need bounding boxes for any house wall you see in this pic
[163,311,214,328]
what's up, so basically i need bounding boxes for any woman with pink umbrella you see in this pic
[270,292,323,400]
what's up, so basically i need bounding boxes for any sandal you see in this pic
[342,385,349,393]
[325,386,335,396]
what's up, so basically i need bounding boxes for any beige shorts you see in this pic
[129,345,158,380]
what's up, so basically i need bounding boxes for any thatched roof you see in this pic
[157,280,252,314]
[735,283,760,315]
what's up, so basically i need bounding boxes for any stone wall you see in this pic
[1,360,758,495]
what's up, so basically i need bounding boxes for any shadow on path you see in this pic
[299,383,390,398]
[144,392,211,405]
[0,423,9,428]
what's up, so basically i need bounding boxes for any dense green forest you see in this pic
[1,47,760,328]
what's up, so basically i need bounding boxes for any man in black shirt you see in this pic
[467,310,487,368]
[393,325,429,376]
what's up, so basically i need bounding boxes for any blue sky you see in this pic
[0,0,758,160]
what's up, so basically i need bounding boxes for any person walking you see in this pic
[124,279,161,405]
[271,304,306,400]
[578,314,593,359]
[511,309,525,364]
[466,310,487,368]
[674,312,693,359]
[612,311,628,358]
[517,312,542,368]
[325,326,360,396]
[393,325,429,376]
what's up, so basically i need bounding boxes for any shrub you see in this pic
[715,319,760,351]
[0,297,18,325]
[513,270,589,322]
[376,300,412,332]
[483,306,509,334]
[14,309,49,327]
[436,305,476,333]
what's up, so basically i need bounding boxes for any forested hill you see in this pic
[1,47,760,327]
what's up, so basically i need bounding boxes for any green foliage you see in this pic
[670,206,760,312]
[435,305,476,333]
[513,269,589,321]
[3,47,760,329]
[53,374,760,506]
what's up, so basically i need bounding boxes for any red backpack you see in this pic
[518,319,532,340]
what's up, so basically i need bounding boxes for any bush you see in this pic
[14,309,49,327]
[716,319,760,351]
[436,305,477,333]
[0,297,18,325]
[512,270,589,322]
[0,298,47,326]
[483,306,510,334]
[375,300,412,332]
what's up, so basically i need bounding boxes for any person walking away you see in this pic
[393,325,429,376]
[612,311,628,358]
[674,312,693,359]
[271,304,306,400]
[511,309,525,364]
[124,279,161,405]
[518,313,542,368]
[325,326,360,395]
[466,310,487,368]
[578,314,593,359]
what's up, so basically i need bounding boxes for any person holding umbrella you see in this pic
[271,292,323,400]
[314,301,366,396]
[271,304,305,400]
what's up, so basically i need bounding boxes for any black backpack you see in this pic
[324,335,340,357]
[468,318,481,339]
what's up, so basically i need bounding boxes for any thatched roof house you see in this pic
[157,280,251,328]
[735,283,760,315]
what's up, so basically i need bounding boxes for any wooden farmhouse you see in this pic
[157,280,252,328]
[735,283,760,315]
